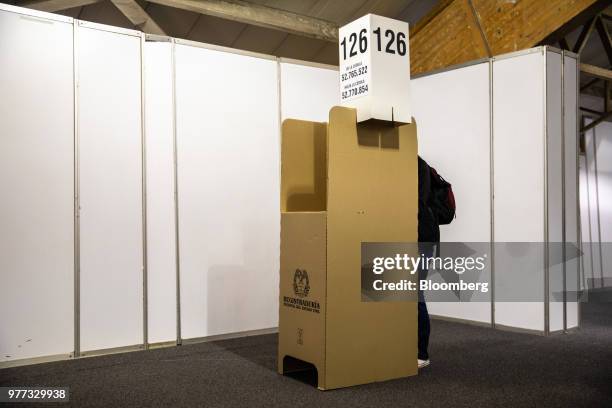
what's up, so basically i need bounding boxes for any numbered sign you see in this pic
[339,14,411,123]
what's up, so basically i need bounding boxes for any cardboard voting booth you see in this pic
[278,106,419,390]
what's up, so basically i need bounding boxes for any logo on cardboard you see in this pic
[284,269,319,313]
[293,269,310,297]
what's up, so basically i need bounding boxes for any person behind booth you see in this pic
[417,156,440,369]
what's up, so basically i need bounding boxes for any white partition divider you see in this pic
[144,40,178,344]
[0,7,75,362]
[0,2,586,365]
[546,51,565,333]
[493,50,546,332]
[77,23,144,351]
[175,42,280,340]
[582,122,604,288]
[412,61,492,324]
[581,120,612,288]
[280,60,339,122]
[579,156,595,289]
[562,53,579,330]
[493,48,579,333]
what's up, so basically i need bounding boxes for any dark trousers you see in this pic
[418,243,434,360]
[418,297,430,360]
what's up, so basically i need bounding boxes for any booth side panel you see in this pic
[325,107,418,389]
[0,9,75,361]
[280,120,328,212]
[278,212,327,388]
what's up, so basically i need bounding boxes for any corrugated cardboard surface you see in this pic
[278,108,418,390]
[278,212,327,387]
[280,119,327,212]
[325,107,418,389]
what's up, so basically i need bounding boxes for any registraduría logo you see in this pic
[284,268,319,313]
[293,269,310,298]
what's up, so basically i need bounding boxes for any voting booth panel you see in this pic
[144,41,178,344]
[278,107,419,390]
[77,24,145,351]
[0,8,75,362]
[174,43,280,340]
[412,62,492,324]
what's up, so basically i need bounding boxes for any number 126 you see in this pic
[340,28,407,60]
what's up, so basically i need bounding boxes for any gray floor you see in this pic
[1,303,611,408]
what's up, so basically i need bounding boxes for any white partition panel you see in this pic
[280,61,338,122]
[590,122,612,282]
[412,62,492,324]
[582,121,604,289]
[579,157,596,290]
[0,9,74,361]
[144,41,177,344]
[78,25,144,351]
[175,44,280,339]
[563,54,579,329]
[493,51,545,331]
[546,52,564,332]
[583,120,612,287]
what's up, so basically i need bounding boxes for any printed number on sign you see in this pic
[373,28,407,56]
[340,28,407,60]
[340,28,368,60]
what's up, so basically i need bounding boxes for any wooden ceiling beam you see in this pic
[581,63,612,81]
[595,16,612,66]
[573,17,597,54]
[110,0,166,35]
[146,0,338,42]
[410,0,604,76]
[20,0,102,12]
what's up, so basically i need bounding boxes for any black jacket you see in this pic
[418,156,440,243]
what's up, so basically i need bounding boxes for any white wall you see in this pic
[77,25,144,351]
[546,51,565,332]
[174,44,280,339]
[0,3,586,363]
[563,54,579,330]
[144,41,178,344]
[412,62,492,324]
[0,8,75,361]
[492,50,579,332]
[493,51,546,331]
[280,61,338,122]
[581,120,612,288]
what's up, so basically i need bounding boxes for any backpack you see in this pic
[429,167,456,225]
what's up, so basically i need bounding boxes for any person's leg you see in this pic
[418,300,430,360]
[417,243,434,362]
